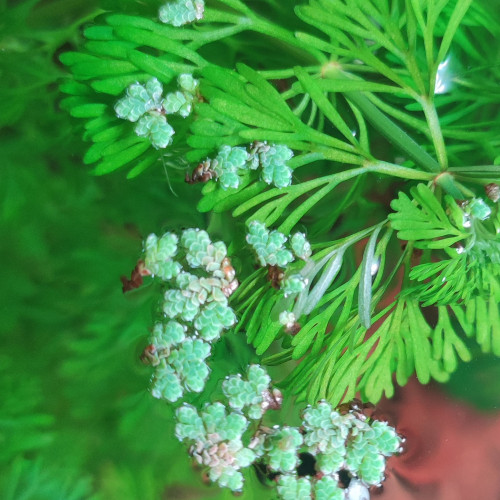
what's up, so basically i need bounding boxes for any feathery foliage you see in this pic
[3,0,500,498]
[58,0,500,412]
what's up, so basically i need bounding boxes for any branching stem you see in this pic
[420,96,448,171]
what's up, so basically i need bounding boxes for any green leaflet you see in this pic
[69,103,108,118]
[295,67,358,146]
[409,257,469,305]
[202,66,260,110]
[244,288,275,344]
[83,40,137,59]
[389,183,470,248]
[236,63,303,127]
[127,51,177,83]
[282,293,480,405]
[209,97,292,132]
[432,306,471,373]
[114,26,205,66]
[91,73,152,96]
[255,321,283,355]
[126,154,159,179]
[291,290,347,360]
[93,141,152,175]
[358,225,383,328]
[198,177,266,214]
[60,52,138,78]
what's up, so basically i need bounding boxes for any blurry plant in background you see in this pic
[1,0,500,499]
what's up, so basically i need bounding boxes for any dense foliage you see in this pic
[1,0,499,498]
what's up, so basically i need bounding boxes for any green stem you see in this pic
[187,24,248,49]
[419,96,448,171]
[405,51,427,95]
[345,92,441,173]
[276,162,432,234]
[434,172,464,199]
[453,181,475,198]
[364,161,435,181]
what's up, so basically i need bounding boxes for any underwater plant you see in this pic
[9,0,495,496]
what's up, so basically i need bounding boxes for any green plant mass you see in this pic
[2,0,500,498]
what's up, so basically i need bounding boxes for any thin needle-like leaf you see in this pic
[359,224,384,328]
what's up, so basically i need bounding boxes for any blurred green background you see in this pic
[0,1,273,498]
[1,1,499,499]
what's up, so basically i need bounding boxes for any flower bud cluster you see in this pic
[142,229,237,402]
[166,357,399,498]
[115,75,199,149]
[175,365,282,491]
[277,474,346,500]
[137,230,400,498]
[246,222,312,269]
[159,0,204,27]
[246,221,294,267]
[301,401,403,486]
[222,364,282,420]
[248,142,294,188]
[252,400,402,499]
[197,142,294,190]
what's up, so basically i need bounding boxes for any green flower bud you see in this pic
[276,475,311,500]
[316,448,346,474]
[279,310,296,328]
[314,476,344,500]
[291,232,312,260]
[144,233,182,279]
[168,338,211,392]
[266,427,303,472]
[151,321,186,349]
[281,274,307,296]
[115,78,163,122]
[194,302,237,341]
[178,73,199,93]
[163,289,200,321]
[246,221,294,267]
[259,144,293,188]
[175,404,205,441]
[367,420,402,456]
[159,0,204,26]
[162,91,188,115]
[135,113,175,149]
[151,363,183,402]
[222,365,271,419]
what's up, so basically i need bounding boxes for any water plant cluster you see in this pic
[137,229,402,495]
[59,0,500,496]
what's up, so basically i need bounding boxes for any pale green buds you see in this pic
[222,364,273,420]
[246,220,294,267]
[159,0,204,27]
[277,475,312,500]
[175,402,254,492]
[265,427,303,472]
[142,228,238,401]
[115,75,198,149]
[291,232,312,260]
[198,142,294,190]
[281,274,307,296]
[115,78,163,122]
[259,144,293,188]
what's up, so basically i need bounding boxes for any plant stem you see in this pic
[434,172,465,199]
[344,91,441,173]
[405,51,427,95]
[419,96,448,171]
[364,161,435,181]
